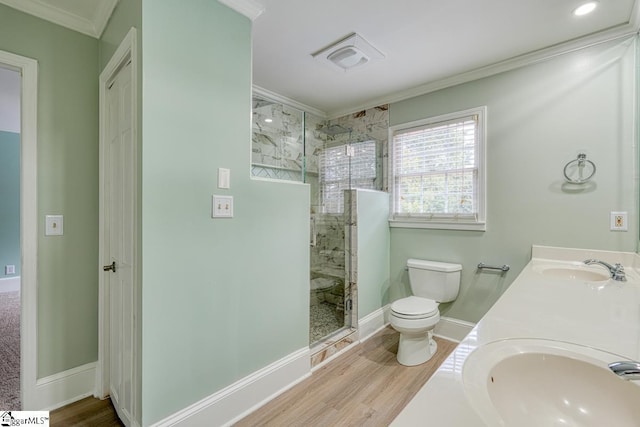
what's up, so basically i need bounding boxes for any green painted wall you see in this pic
[99,0,142,71]
[141,1,309,424]
[0,5,99,377]
[0,131,20,278]
[356,190,390,319]
[389,37,638,323]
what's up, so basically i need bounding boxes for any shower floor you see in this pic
[310,302,343,344]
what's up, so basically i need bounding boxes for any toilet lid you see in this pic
[391,296,438,317]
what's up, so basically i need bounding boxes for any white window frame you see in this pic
[388,106,487,231]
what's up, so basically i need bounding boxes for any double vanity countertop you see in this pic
[392,245,640,426]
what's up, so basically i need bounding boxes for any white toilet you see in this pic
[390,259,462,366]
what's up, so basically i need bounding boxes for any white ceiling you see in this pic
[2,0,639,118]
[252,0,640,116]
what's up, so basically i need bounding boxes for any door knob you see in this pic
[103,261,116,273]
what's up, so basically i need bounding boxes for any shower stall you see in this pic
[251,93,387,347]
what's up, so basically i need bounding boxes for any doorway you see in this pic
[0,65,21,409]
[97,28,139,427]
[0,49,38,410]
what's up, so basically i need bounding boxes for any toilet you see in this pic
[390,259,462,366]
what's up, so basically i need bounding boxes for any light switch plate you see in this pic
[45,215,64,236]
[212,195,233,218]
[218,168,230,189]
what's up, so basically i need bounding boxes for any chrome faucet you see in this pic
[609,361,640,380]
[583,259,626,281]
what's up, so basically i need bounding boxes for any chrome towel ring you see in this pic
[563,153,596,184]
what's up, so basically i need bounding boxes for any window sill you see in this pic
[388,219,486,231]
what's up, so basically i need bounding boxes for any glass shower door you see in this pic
[308,115,350,344]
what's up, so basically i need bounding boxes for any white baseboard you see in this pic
[32,362,97,411]
[434,317,475,342]
[358,305,390,342]
[0,276,20,293]
[367,303,474,343]
[151,347,311,427]
[143,314,474,427]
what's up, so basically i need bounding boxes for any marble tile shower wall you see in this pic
[311,190,359,366]
[251,100,389,193]
[305,112,326,214]
[345,190,358,330]
[310,214,345,279]
[251,99,389,349]
[305,112,324,176]
[252,101,304,179]
[308,105,388,284]
[324,104,389,192]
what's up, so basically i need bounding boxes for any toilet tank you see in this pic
[407,259,462,303]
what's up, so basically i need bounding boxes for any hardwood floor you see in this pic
[235,327,456,427]
[49,327,455,426]
[50,396,123,427]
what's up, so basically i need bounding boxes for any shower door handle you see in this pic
[103,261,116,273]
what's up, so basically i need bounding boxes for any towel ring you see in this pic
[563,153,596,184]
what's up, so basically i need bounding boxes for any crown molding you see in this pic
[0,0,118,38]
[218,0,264,21]
[253,85,327,118]
[326,22,640,119]
[631,0,640,31]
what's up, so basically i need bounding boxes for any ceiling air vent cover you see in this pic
[312,33,385,72]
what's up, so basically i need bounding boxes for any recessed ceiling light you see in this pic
[573,1,598,16]
[264,118,273,123]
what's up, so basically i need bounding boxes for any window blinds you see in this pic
[392,115,478,220]
[320,140,377,213]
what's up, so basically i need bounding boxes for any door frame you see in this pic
[0,50,38,409]
[96,27,139,416]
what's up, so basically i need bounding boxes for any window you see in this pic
[389,107,486,230]
[320,140,377,213]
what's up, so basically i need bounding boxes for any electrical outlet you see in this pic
[610,211,628,231]
[45,215,64,236]
[5,265,15,275]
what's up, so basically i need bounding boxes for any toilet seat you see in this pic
[391,296,438,319]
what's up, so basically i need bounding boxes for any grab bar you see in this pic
[477,263,510,272]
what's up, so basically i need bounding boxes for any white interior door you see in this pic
[104,57,135,427]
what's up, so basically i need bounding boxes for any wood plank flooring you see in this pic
[235,327,456,427]
[50,396,123,427]
[49,327,455,426]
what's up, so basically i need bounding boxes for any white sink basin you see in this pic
[533,264,610,282]
[462,339,640,426]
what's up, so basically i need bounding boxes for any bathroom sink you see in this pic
[533,265,609,282]
[462,339,640,427]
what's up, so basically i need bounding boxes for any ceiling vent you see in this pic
[312,33,385,72]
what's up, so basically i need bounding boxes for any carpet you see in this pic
[0,290,20,410]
